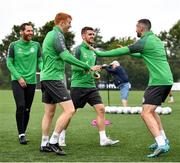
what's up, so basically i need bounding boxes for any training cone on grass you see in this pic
[91,119,111,126]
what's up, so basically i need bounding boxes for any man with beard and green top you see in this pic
[90,19,173,158]
[58,26,119,147]
[7,23,43,145]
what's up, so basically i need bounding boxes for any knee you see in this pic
[140,111,145,119]
[49,111,55,118]
[99,108,105,114]
[16,103,25,113]
[96,105,105,115]
[141,108,152,119]
[45,110,55,119]
[63,106,75,117]
[67,108,75,117]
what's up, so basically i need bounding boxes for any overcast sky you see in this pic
[0,0,180,45]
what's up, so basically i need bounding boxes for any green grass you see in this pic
[0,90,180,162]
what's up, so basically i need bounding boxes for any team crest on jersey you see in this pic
[18,48,23,53]
[30,47,35,53]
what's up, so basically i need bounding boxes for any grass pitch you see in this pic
[0,90,180,162]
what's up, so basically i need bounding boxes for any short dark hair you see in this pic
[138,19,151,30]
[81,27,94,35]
[20,23,32,31]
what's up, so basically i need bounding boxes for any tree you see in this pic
[159,20,180,81]
[94,28,104,48]
[159,20,180,58]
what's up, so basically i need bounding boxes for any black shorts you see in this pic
[70,87,103,109]
[41,80,71,104]
[143,85,172,106]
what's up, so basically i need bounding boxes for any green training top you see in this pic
[95,31,173,86]
[71,42,97,88]
[6,38,42,84]
[40,26,91,81]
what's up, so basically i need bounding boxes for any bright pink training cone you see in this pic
[91,119,111,126]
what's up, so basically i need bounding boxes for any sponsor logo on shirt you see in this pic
[30,47,35,53]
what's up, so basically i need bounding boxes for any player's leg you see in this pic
[154,112,168,143]
[46,81,75,155]
[40,80,66,154]
[59,113,77,147]
[40,103,56,152]
[40,81,57,152]
[11,81,27,144]
[59,87,83,146]
[41,104,57,136]
[148,86,171,153]
[148,112,169,151]
[49,100,75,155]
[141,104,169,158]
[141,86,171,158]
[141,104,162,138]
[88,88,119,146]
[94,103,119,146]
[54,101,75,135]
[24,84,36,133]
[94,103,105,131]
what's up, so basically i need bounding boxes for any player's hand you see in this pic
[18,77,27,88]
[90,65,101,71]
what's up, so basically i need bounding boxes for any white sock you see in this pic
[41,135,49,147]
[49,131,59,144]
[155,135,166,146]
[160,130,167,140]
[99,130,108,142]
[59,130,66,140]
[19,133,25,138]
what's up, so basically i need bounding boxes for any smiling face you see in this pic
[62,17,72,33]
[20,25,33,41]
[82,29,95,44]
